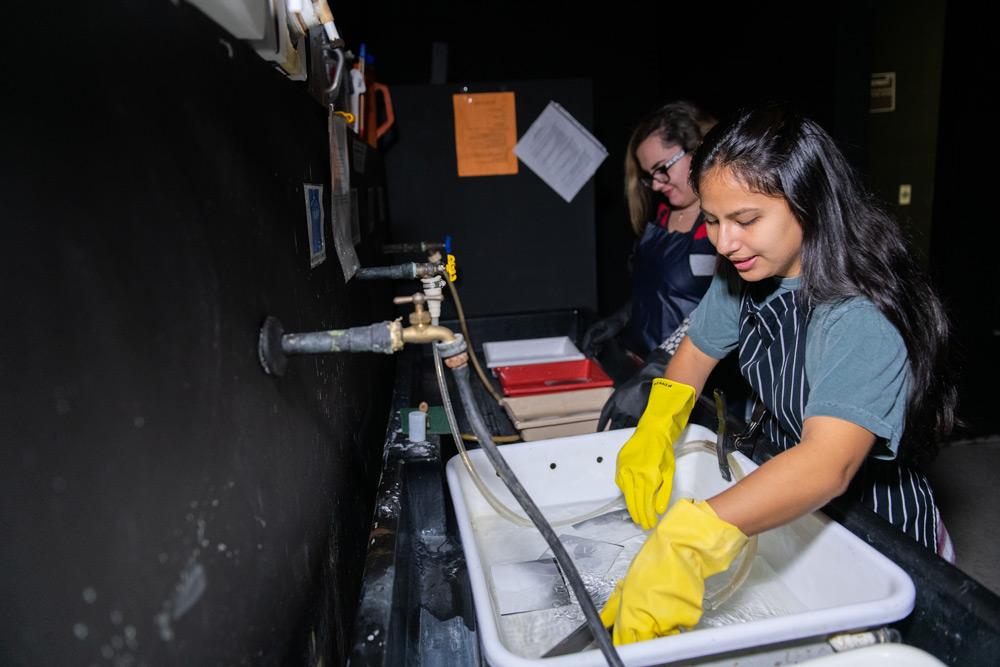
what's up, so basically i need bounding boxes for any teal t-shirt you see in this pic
[688,272,910,459]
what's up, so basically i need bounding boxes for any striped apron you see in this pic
[738,284,941,551]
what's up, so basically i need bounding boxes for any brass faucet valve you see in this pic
[393,292,443,327]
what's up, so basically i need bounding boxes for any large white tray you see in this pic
[482,336,585,369]
[445,425,916,667]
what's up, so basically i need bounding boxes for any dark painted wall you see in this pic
[868,0,948,263]
[337,2,864,321]
[384,79,598,318]
[929,2,998,438]
[1,3,393,665]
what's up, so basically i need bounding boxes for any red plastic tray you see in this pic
[494,359,613,397]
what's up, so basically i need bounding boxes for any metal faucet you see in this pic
[257,291,463,376]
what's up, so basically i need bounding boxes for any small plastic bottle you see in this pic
[408,410,427,443]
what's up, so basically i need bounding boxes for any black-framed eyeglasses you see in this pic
[639,149,687,188]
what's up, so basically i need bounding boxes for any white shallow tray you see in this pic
[445,425,916,667]
[482,336,585,369]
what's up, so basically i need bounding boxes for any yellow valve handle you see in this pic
[446,254,458,282]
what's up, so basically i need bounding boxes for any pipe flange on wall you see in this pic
[258,316,289,376]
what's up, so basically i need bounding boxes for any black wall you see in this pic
[2,3,393,665]
[867,0,948,263]
[337,1,864,319]
[929,2,998,438]
[384,79,598,318]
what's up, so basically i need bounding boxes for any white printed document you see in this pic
[514,101,608,203]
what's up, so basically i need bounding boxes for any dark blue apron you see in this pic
[738,281,939,550]
[627,204,716,354]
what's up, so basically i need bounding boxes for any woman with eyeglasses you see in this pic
[582,101,726,430]
[601,104,958,645]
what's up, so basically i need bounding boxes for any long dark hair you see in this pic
[624,101,716,234]
[690,104,957,465]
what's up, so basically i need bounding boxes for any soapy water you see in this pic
[700,556,806,628]
[474,499,806,658]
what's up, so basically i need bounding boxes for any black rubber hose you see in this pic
[450,364,623,666]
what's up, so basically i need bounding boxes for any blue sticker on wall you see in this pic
[303,183,326,268]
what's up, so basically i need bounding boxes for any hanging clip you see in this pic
[713,389,733,482]
[324,45,345,97]
[732,398,768,459]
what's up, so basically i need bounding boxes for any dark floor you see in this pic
[925,436,1000,595]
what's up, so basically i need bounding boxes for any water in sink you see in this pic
[473,499,807,658]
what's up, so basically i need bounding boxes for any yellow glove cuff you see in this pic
[635,379,696,440]
[604,498,749,644]
[615,379,697,529]
[656,499,748,577]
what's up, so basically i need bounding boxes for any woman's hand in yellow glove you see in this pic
[599,499,748,645]
[615,378,696,529]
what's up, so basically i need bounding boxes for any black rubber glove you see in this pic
[581,302,631,358]
[597,347,671,431]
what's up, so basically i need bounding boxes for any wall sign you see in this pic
[870,72,896,113]
[452,91,518,177]
[303,183,326,267]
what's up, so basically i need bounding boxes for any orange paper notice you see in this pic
[452,92,518,177]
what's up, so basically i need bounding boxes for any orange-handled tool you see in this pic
[365,82,395,146]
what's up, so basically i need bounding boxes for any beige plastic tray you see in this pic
[501,387,613,441]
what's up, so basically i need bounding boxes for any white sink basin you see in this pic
[445,425,915,666]
[801,644,944,666]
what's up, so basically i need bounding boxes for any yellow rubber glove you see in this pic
[615,378,696,529]
[600,499,748,645]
